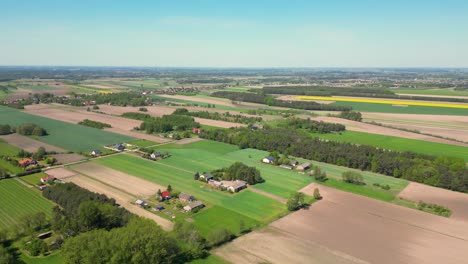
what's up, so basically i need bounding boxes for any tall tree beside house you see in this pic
[167,185,172,192]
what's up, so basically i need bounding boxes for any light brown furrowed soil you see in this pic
[50,153,86,164]
[313,116,468,147]
[61,168,173,230]
[361,112,468,142]
[216,183,468,264]
[0,133,65,153]
[70,162,165,198]
[44,167,79,179]
[175,137,203,145]
[398,182,468,221]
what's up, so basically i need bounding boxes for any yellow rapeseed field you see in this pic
[296,96,468,109]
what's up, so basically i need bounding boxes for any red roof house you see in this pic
[19,158,36,167]
[192,128,202,134]
[41,175,56,184]
[161,191,171,200]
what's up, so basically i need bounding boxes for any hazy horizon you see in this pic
[1,0,467,67]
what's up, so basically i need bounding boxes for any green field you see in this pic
[0,106,134,152]
[189,254,228,264]
[0,179,53,229]
[395,88,468,97]
[20,252,63,264]
[20,172,48,186]
[0,139,21,156]
[192,205,261,236]
[18,84,57,90]
[332,101,468,115]
[310,131,468,161]
[127,139,159,148]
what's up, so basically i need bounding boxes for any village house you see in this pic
[199,173,214,182]
[221,180,247,193]
[114,144,125,151]
[297,162,311,171]
[160,191,171,200]
[183,201,205,212]
[262,156,275,164]
[192,128,202,134]
[90,150,101,156]
[290,160,299,166]
[40,175,56,184]
[179,192,194,203]
[150,152,162,159]
[19,158,37,167]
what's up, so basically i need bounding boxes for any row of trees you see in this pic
[78,119,112,129]
[336,111,362,121]
[173,108,263,124]
[139,114,200,134]
[199,127,468,192]
[279,117,345,133]
[211,91,352,111]
[211,162,264,185]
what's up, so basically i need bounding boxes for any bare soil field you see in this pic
[398,182,468,221]
[314,116,468,147]
[175,137,203,145]
[362,112,468,142]
[217,183,468,264]
[0,133,65,153]
[70,162,165,198]
[97,104,175,117]
[50,153,85,164]
[45,167,79,179]
[193,117,245,128]
[62,169,173,230]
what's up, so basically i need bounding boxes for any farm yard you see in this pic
[0,106,134,152]
[215,183,468,264]
[0,179,54,229]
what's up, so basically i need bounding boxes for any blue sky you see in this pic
[0,0,467,67]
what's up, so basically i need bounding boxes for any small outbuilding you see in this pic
[297,162,311,171]
[262,156,275,164]
[91,150,101,156]
[183,201,205,212]
[179,192,194,203]
[199,173,214,182]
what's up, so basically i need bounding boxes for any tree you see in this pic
[25,238,48,256]
[31,126,47,136]
[33,146,46,160]
[0,124,12,135]
[206,228,232,247]
[342,171,365,185]
[313,188,322,200]
[0,246,14,264]
[287,192,305,211]
[194,172,200,180]
[157,189,162,197]
[167,185,172,192]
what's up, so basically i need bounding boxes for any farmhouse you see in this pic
[262,156,275,164]
[40,175,56,184]
[200,173,214,182]
[90,150,101,156]
[179,192,194,203]
[290,160,299,166]
[150,152,162,159]
[297,162,311,171]
[160,191,171,200]
[221,180,247,192]
[19,158,37,167]
[114,144,125,151]
[280,164,294,170]
[183,201,205,212]
[192,128,202,134]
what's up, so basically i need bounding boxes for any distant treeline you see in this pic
[260,86,468,103]
[173,108,262,124]
[211,91,351,111]
[200,127,468,193]
[279,117,345,133]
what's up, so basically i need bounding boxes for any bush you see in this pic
[78,119,112,129]
[313,188,322,200]
[17,123,47,136]
[206,228,232,247]
[287,192,305,211]
[342,171,365,185]
[138,107,148,112]
[24,238,48,256]
[0,124,12,135]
